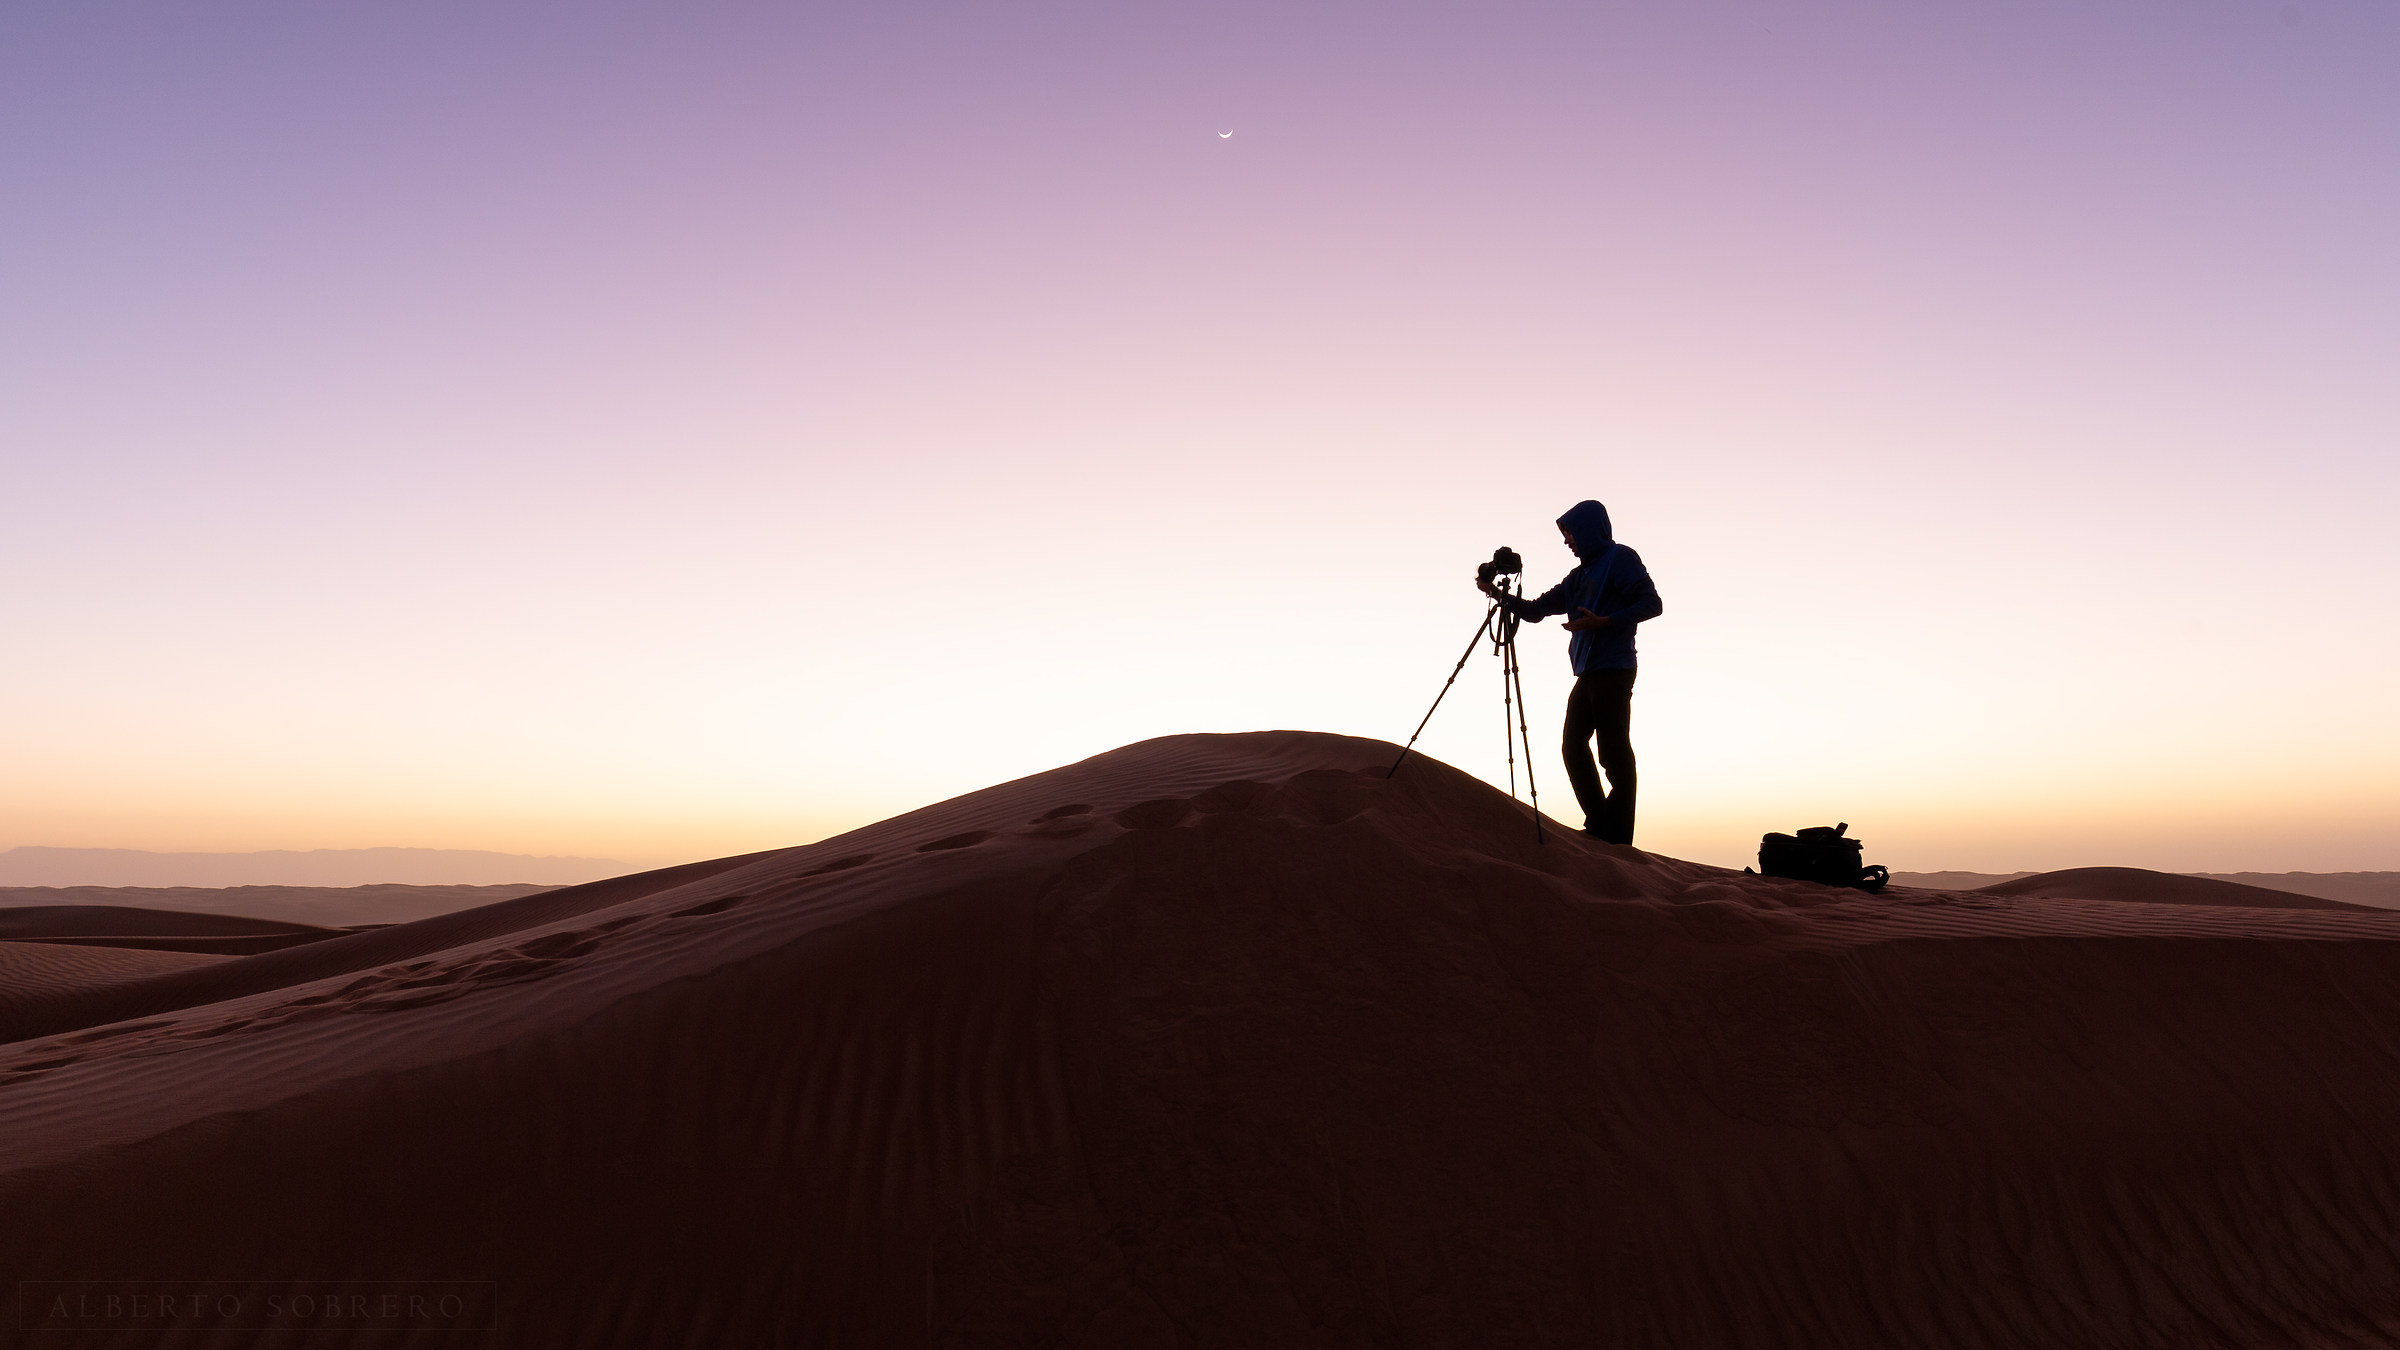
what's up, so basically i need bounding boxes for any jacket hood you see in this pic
[1556,499,1613,558]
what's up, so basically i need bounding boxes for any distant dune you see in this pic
[2192,870,2400,910]
[1970,865,2379,911]
[0,883,553,929]
[1891,869,2400,910]
[6,733,2400,1346]
[1887,869,2034,890]
[0,847,620,888]
[0,905,346,955]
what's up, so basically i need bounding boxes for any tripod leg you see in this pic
[1500,619,1518,801]
[1386,606,1497,779]
[1506,625,1545,844]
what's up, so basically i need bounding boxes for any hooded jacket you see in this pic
[1500,499,1663,674]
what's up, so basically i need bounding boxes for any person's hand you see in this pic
[1562,607,1610,632]
[1475,573,1501,599]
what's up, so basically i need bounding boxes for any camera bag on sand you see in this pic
[1754,822,1889,893]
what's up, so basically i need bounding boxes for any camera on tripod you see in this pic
[1387,541,1546,842]
[1475,547,1523,587]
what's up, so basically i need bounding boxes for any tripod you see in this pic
[1386,574,1545,843]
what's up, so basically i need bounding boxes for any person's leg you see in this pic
[1591,667,1638,844]
[1559,674,1608,832]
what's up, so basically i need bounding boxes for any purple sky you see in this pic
[4,1,2395,873]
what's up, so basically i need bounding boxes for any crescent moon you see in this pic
[1218,130,1233,138]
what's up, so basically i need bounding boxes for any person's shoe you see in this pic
[1581,824,1607,839]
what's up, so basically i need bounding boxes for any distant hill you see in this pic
[0,847,621,888]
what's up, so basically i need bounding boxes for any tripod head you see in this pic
[1475,546,1523,588]
[1476,546,1526,642]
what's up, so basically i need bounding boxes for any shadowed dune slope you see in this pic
[1977,864,2377,911]
[0,943,232,1017]
[6,731,2400,1349]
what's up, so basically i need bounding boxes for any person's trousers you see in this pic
[1563,666,1637,845]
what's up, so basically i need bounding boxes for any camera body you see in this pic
[1475,546,1523,587]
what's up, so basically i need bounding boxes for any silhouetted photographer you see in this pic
[1476,500,1663,845]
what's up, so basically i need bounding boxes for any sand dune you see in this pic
[5,731,2400,1347]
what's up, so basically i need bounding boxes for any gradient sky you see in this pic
[4,1,2395,875]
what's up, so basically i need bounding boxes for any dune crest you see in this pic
[5,731,2400,1347]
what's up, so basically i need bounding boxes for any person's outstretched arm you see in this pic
[1479,572,1570,621]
